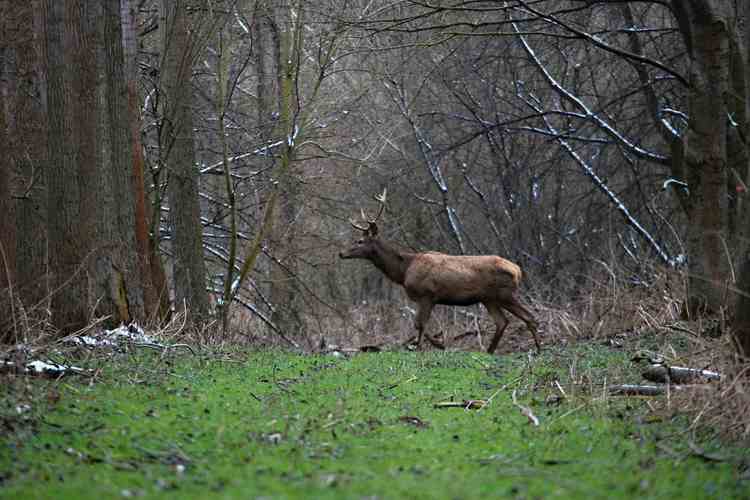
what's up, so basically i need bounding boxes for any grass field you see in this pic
[1,341,747,499]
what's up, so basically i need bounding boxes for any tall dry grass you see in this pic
[2,255,748,440]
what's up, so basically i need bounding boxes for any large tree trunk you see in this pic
[673,2,732,316]
[671,1,750,357]
[0,0,15,296]
[14,0,48,317]
[41,0,148,334]
[122,0,170,321]
[270,173,303,336]
[88,0,146,325]
[253,0,275,304]
[43,0,89,333]
[1,0,49,342]
[730,1,750,359]
[734,254,750,359]
[160,0,209,321]
[267,2,304,337]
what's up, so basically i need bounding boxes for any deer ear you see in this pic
[367,222,378,236]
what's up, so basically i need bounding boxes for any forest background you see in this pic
[1,1,750,362]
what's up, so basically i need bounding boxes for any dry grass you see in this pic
[660,329,750,441]
[2,259,749,443]
[280,263,750,442]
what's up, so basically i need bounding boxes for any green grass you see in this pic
[1,345,746,499]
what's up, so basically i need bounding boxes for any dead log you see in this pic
[608,384,712,396]
[609,384,667,396]
[642,365,721,384]
[433,399,487,410]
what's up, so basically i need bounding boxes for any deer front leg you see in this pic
[414,301,434,349]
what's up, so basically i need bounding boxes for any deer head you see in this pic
[339,189,387,260]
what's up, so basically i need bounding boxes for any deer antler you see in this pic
[374,188,387,205]
[350,218,370,232]
[350,188,387,232]
[362,188,387,223]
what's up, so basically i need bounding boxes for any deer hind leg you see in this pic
[485,303,509,354]
[414,301,436,349]
[503,297,541,353]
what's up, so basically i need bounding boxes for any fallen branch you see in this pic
[132,342,196,356]
[1,359,92,378]
[385,375,417,390]
[688,441,728,463]
[609,384,666,396]
[398,415,430,428]
[433,399,487,410]
[641,364,721,384]
[609,384,712,396]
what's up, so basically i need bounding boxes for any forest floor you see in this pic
[1,333,748,499]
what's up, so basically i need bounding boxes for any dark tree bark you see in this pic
[732,0,750,360]
[671,3,750,359]
[14,0,48,315]
[43,0,89,333]
[89,0,146,325]
[672,1,731,316]
[264,2,304,337]
[0,0,15,296]
[1,0,49,342]
[122,0,169,321]
[734,254,750,359]
[39,0,149,334]
[160,0,209,320]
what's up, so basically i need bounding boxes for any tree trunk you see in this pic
[673,2,732,316]
[1,0,50,341]
[43,0,89,333]
[92,0,145,325]
[0,161,17,343]
[267,1,304,337]
[160,0,209,321]
[15,0,48,316]
[40,0,149,334]
[122,0,170,321]
[732,0,750,360]
[0,0,15,295]
[270,167,303,336]
[733,251,750,359]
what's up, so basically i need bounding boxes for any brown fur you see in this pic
[340,227,540,353]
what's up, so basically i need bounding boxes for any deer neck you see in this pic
[371,240,414,285]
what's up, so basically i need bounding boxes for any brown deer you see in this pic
[339,190,541,353]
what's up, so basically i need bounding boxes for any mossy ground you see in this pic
[1,343,746,499]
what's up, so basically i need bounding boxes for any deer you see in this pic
[339,190,541,354]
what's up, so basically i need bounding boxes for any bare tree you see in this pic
[0,0,16,297]
[7,0,48,321]
[42,0,91,333]
[122,0,170,321]
[90,0,147,324]
[159,0,211,320]
[27,0,153,335]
